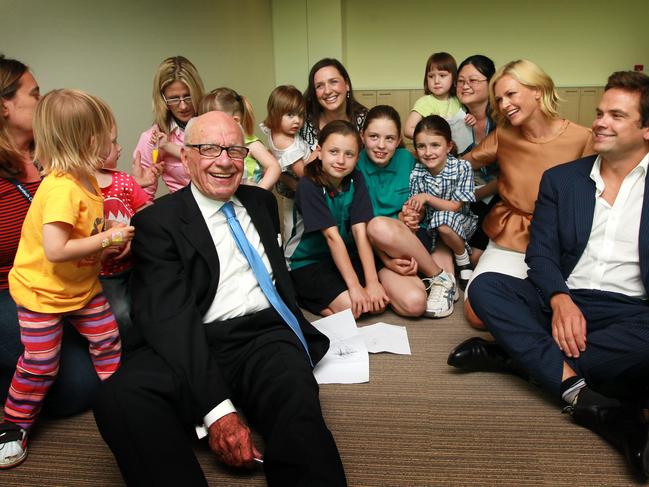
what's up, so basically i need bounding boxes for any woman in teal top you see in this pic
[361,106,458,318]
[286,120,388,319]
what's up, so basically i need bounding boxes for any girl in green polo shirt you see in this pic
[360,106,459,319]
[285,120,388,319]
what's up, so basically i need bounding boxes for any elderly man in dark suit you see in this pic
[93,111,347,487]
[448,71,649,481]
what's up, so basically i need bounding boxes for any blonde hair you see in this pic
[263,85,305,133]
[199,87,256,136]
[489,59,559,126]
[153,56,204,134]
[33,89,115,179]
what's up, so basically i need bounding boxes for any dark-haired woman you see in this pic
[456,55,498,265]
[300,58,367,150]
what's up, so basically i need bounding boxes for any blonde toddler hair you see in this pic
[34,89,115,179]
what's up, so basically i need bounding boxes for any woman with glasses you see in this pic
[456,55,498,266]
[0,55,99,416]
[133,56,204,197]
[462,59,594,329]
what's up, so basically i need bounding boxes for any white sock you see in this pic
[455,250,470,266]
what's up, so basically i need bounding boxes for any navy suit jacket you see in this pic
[130,184,329,423]
[526,154,649,305]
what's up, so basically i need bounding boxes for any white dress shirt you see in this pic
[190,184,278,438]
[567,153,648,298]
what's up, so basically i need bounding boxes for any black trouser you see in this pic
[93,309,346,487]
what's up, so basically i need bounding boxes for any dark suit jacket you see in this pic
[526,154,649,305]
[130,184,329,423]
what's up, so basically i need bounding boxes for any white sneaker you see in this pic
[0,423,28,469]
[424,271,459,318]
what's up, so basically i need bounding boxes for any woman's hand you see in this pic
[364,280,389,313]
[348,285,371,319]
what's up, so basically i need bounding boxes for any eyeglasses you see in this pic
[185,143,250,160]
[457,78,488,88]
[162,94,193,107]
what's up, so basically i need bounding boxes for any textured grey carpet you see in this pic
[1,304,643,486]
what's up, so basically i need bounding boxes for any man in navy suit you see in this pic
[93,111,346,487]
[448,71,649,480]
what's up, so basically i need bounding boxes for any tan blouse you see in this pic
[470,119,594,252]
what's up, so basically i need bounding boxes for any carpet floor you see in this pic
[1,302,642,486]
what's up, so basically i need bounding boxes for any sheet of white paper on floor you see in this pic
[359,323,411,355]
[311,309,369,384]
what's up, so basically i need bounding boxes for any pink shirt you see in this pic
[100,171,151,276]
[134,121,190,197]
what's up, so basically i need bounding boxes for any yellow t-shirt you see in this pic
[9,172,104,313]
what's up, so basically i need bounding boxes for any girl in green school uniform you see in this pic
[285,120,388,319]
[360,106,459,319]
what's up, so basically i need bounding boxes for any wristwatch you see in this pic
[101,237,111,249]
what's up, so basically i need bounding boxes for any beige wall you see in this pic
[2,0,648,176]
[271,0,649,90]
[1,0,276,183]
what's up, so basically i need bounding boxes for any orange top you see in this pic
[470,119,594,252]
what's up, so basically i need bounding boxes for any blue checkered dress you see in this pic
[409,155,478,252]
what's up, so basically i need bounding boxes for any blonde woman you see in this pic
[463,59,595,328]
[133,56,204,196]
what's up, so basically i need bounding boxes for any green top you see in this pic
[243,134,263,183]
[356,147,415,219]
[412,94,462,119]
[285,170,373,271]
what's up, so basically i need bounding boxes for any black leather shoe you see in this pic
[571,388,649,481]
[447,337,528,379]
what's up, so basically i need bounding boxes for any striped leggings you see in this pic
[4,293,121,430]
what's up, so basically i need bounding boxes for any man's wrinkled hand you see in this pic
[208,413,262,468]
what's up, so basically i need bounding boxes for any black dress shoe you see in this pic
[571,388,649,481]
[447,337,528,379]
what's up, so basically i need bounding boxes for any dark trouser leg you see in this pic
[93,347,208,487]
[568,290,649,400]
[223,338,346,487]
[469,273,564,396]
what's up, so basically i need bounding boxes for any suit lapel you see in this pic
[572,159,597,255]
[178,187,220,308]
[640,170,649,288]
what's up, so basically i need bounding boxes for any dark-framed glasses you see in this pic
[457,78,488,88]
[185,143,250,160]
[162,94,193,107]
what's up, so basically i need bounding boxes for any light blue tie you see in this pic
[221,201,313,366]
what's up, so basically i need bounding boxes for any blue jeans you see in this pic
[0,289,100,417]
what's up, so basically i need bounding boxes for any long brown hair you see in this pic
[0,55,30,179]
[304,58,367,129]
